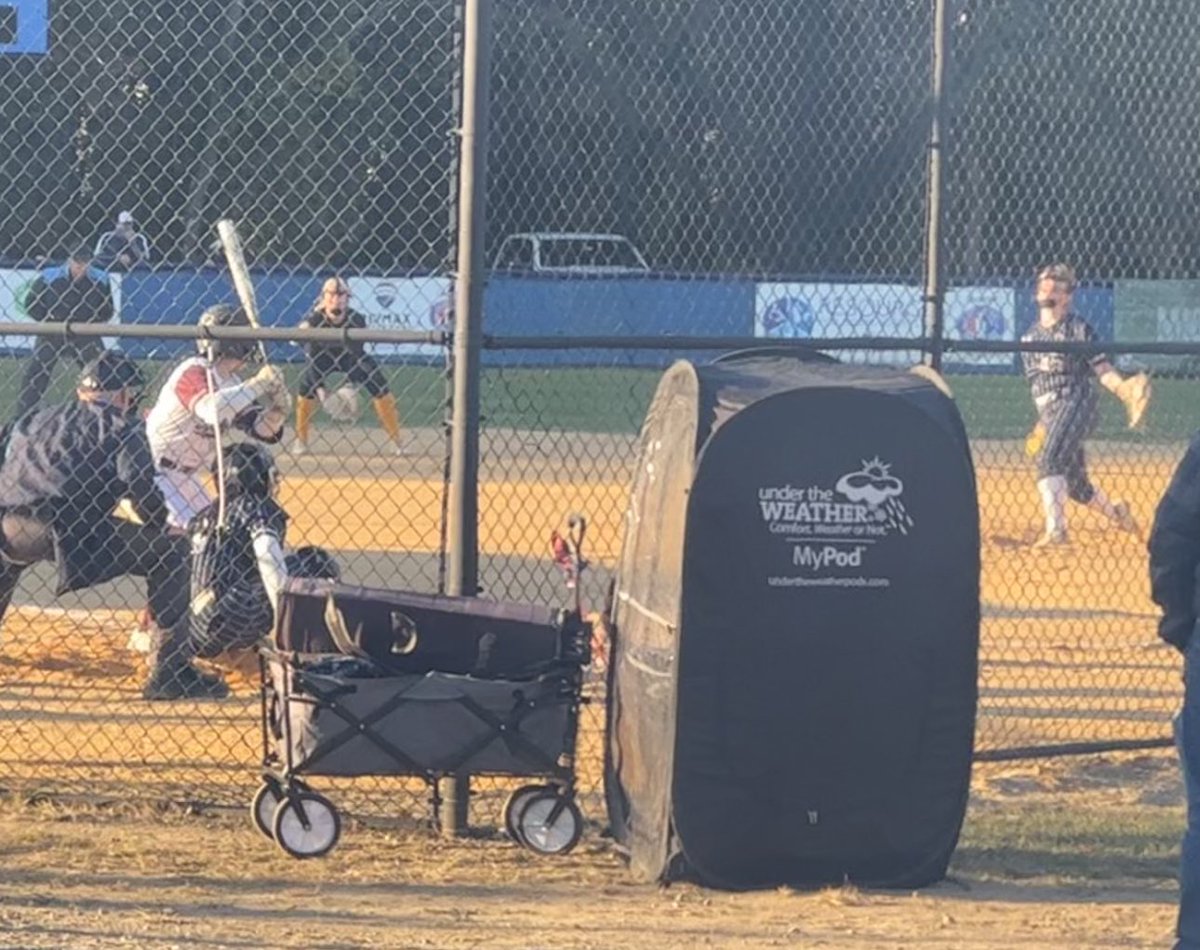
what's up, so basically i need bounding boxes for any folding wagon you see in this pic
[251,520,593,860]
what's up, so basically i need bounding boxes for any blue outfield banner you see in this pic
[482,273,754,366]
[0,265,1117,371]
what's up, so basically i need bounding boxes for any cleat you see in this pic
[290,439,308,457]
[1112,500,1142,538]
[1032,529,1069,548]
[142,665,230,701]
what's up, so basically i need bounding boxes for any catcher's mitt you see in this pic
[1024,421,1046,458]
[1115,372,1152,429]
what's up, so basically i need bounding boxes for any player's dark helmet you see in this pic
[77,350,145,399]
[221,442,279,499]
[286,545,341,581]
[197,303,259,361]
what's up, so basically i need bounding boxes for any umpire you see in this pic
[0,351,228,701]
[15,247,113,423]
[1150,433,1200,949]
[292,276,403,454]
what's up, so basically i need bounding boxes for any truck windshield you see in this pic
[538,238,643,269]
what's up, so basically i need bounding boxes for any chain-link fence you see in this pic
[0,0,1198,836]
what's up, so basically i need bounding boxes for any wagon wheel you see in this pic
[250,781,282,840]
[516,790,583,856]
[502,784,552,843]
[272,791,341,859]
[251,779,309,840]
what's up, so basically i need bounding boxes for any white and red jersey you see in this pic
[146,356,247,473]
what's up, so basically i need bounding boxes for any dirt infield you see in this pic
[0,436,1186,809]
[0,432,1190,947]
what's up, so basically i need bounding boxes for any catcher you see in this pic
[292,276,403,455]
[188,442,340,667]
[1021,263,1149,546]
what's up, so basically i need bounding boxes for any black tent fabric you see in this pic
[604,354,979,890]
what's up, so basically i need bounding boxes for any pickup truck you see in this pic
[491,232,650,275]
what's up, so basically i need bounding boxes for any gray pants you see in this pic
[0,509,190,632]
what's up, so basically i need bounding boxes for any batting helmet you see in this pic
[77,350,145,396]
[197,303,259,361]
[220,442,279,499]
[285,545,341,581]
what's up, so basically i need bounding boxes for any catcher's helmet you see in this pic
[286,545,341,581]
[77,350,145,396]
[220,442,279,499]
[197,303,259,361]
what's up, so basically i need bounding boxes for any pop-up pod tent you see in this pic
[604,352,979,889]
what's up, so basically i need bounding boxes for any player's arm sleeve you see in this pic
[116,428,168,529]
[1079,319,1114,373]
[1019,335,1037,382]
[190,376,261,429]
[1149,435,1200,651]
[251,519,289,619]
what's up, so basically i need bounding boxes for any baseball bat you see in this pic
[215,218,269,363]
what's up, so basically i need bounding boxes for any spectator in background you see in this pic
[14,248,113,423]
[93,210,151,271]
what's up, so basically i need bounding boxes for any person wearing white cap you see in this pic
[93,210,152,271]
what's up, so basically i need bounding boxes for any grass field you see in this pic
[0,354,1195,441]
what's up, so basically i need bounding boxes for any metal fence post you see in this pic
[922,0,949,370]
[441,0,493,837]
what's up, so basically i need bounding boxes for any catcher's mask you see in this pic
[219,442,279,500]
[197,303,260,363]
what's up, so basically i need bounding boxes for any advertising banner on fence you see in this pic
[754,282,922,364]
[943,285,1015,367]
[345,275,451,358]
[754,282,1014,366]
[1114,279,1200,371]
[0,268,122,352]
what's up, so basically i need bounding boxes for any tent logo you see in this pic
[757,457,914,541]
[834,457,913,535]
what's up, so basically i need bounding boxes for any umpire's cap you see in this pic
[197,302,259,361]
[77,350,144,394]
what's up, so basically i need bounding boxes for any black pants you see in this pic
[1037,394,1099,504]
[297,348,389,399]
[0,511,190,631]
[15,338,105,421]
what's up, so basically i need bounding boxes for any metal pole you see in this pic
[921,0,949,371]
[441,0,492,837]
